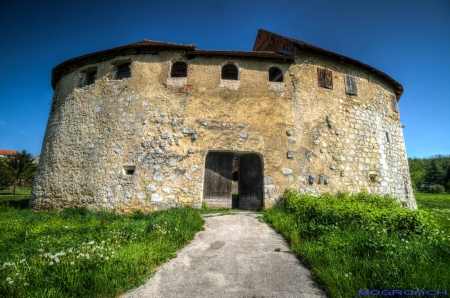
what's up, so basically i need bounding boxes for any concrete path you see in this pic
[121,213,327,298]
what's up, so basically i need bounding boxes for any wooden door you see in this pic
[238,154,263,210]
[203,152,233,208]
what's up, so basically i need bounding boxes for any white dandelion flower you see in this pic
[70,262,74,266]
[49,262,54,265]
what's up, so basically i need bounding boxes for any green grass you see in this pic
[415,192,450,234]
[263,190,450,298]
[0,188,31,196]
[0,197,204,297]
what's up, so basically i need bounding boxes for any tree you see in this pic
[3,150,37,195]
[0,158,14,190]
[425,159,445,186]
[445,167,450,192]
[408,157,427,190]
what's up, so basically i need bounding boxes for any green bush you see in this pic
[279,189,432,237]
[429,184,445,194]
[264,190,450,297]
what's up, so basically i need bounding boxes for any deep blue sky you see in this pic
[0,0,449,158]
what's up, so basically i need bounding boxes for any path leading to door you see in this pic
[121,213,327,298]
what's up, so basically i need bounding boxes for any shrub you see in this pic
[278,189,433,238]
[264,190,450,297]
[429,184,445,194]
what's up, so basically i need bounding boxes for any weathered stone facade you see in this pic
[30,29,416,212]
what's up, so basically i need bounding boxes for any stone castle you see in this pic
[29,29,417,212]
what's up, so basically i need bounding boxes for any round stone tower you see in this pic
[30,29,416,212]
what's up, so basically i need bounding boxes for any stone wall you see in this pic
[30,48,416,213]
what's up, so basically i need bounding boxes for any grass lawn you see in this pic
[0,188,31,196]
[415,192,450,234]
[263,191,450,298]
[0,196,204,297]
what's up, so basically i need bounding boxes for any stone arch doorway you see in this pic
[203,152,263,210]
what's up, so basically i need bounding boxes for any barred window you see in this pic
[221,64,239,80]
[117,63,131,80]
[171,62,187,77]
[86,70,97,85]
[268,67,283,82]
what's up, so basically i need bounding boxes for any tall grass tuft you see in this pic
[0,199,204,298]
[264,190,450,297]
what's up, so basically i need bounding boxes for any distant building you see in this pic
[0,150,18,159]
[33,155,40,164]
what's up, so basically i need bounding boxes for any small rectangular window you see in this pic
[345,75,357,95]
[86,71,97,85]
[386,132,392,143]
[317,68,333,89]
[390,94,399,113]
[369,172,378,183]
[117,63,131,80]
[123,165,135,175]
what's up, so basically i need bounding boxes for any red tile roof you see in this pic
[0,150,18,156]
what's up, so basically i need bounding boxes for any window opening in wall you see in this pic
[386,132,392,143]
[390,94,399,113]
[123,165,136,175]
[221,64,239,80]
[86,70,97,85]
[317,67,333,89]
[268,67,283,82]
[171,62,187,77]
[369,172,378,183]
[345,75,357,95]
[117,63,131,80]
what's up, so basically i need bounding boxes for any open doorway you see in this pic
[203,152,263,210]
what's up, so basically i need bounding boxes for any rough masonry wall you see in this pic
[30,49,416,212]
[281,50,415,208]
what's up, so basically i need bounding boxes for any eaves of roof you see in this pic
[253,29,404,100]
[185,50,294,61]
[51,40,196,89]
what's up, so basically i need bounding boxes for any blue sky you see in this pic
[0,0,449,158]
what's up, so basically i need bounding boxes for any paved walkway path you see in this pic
[121,213,327,298]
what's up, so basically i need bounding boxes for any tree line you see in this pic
[408,154,450,193]
[0,150,37,195]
